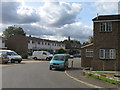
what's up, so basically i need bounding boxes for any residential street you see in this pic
[2,60,91,88]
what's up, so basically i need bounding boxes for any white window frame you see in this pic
[100,22,112,32]
[86,49,93,58]
[99,49,116,59]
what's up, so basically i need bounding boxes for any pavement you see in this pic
[66,58,120,89]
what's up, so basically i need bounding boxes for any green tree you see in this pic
[2,26,26,38]
[57,48,66,54]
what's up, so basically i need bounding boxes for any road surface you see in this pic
[2,60,92,88]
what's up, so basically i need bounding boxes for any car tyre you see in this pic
[46,57,49,61]
[18,61,21,63]
[34,57,37,60]
[49,67,52,70]
[4,62,8,64]
[11,60,15,63]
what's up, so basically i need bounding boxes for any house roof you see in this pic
[92,14,120,21]
[81,43,93,49]
[27,36,64,44]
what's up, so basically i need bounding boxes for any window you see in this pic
[86,49,93,57]
[38,42,40,44]
[43,52,47,55]
[100,22,112,32]
[45,42,46,45]
[28,40,30,43]
[48,43,50,45]
[32,41,34,43]
[100,49,116,59]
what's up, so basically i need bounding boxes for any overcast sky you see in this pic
[0,0,119,43]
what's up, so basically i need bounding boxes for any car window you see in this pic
[53,56,65,61]
[0,53,7,57]
[43,52,47,55]
[7,52,18,56]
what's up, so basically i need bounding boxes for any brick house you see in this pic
[81,14,120,71]
[5,35,28,55]
[81,43,93,67]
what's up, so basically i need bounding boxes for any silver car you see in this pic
[0,50,22,63]
[0,53,9,64]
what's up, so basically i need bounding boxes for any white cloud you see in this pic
[38,1,82,27]
[1,1,92,43]
[93,0,119,14]
[2,2,40,24]
[12,21,92,42]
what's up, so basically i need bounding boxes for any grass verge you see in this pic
[85,73,120,86]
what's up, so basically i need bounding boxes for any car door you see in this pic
[42,52,47,59]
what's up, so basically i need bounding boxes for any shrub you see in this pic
[86,73,92,77]
[91,74,99,79]
[21,53,28,59]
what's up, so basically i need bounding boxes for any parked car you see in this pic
[49,54,69,70]
[0,50,22,63]
[0,53,9,64]
[32,51,53,60]
[73,54,81,58]
[69,55,74,58]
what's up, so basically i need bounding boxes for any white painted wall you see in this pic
[28,39,65,51]
[0,36,6,49]
[0,37,2,49]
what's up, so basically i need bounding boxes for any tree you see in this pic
[89,36,93,43]
[57,48,66,54]
[2,26,26,38]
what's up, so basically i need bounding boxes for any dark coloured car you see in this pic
[73,54,81,58]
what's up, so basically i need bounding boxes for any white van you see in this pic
[32,51,53,60]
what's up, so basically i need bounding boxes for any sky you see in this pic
[0,0,120,43]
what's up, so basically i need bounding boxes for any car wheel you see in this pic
[49,67,52,70]
[11,60,15,63]
[34,57,37,60]
[46,57,49,61]
[4,62,8,64]
[18,61,21,63]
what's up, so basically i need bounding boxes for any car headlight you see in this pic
[50,62,52,64]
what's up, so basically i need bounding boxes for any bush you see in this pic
[86,73,92,77]
[21,53,28,59]
[57,48,66,54]
[91,74,99,79]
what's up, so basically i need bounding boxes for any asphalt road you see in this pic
[2,60,92,88]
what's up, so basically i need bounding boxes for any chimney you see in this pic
[97,13,99,20]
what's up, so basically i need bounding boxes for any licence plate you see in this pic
[54,65,59,68]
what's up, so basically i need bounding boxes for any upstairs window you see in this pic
[100,49,116,59]
[32,41,34,43]
[100,22,112,32]
[86,49,93,57]
[38,42,40,44]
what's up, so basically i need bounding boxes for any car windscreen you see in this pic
[53,56,65,61]
[7,52,18,55]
